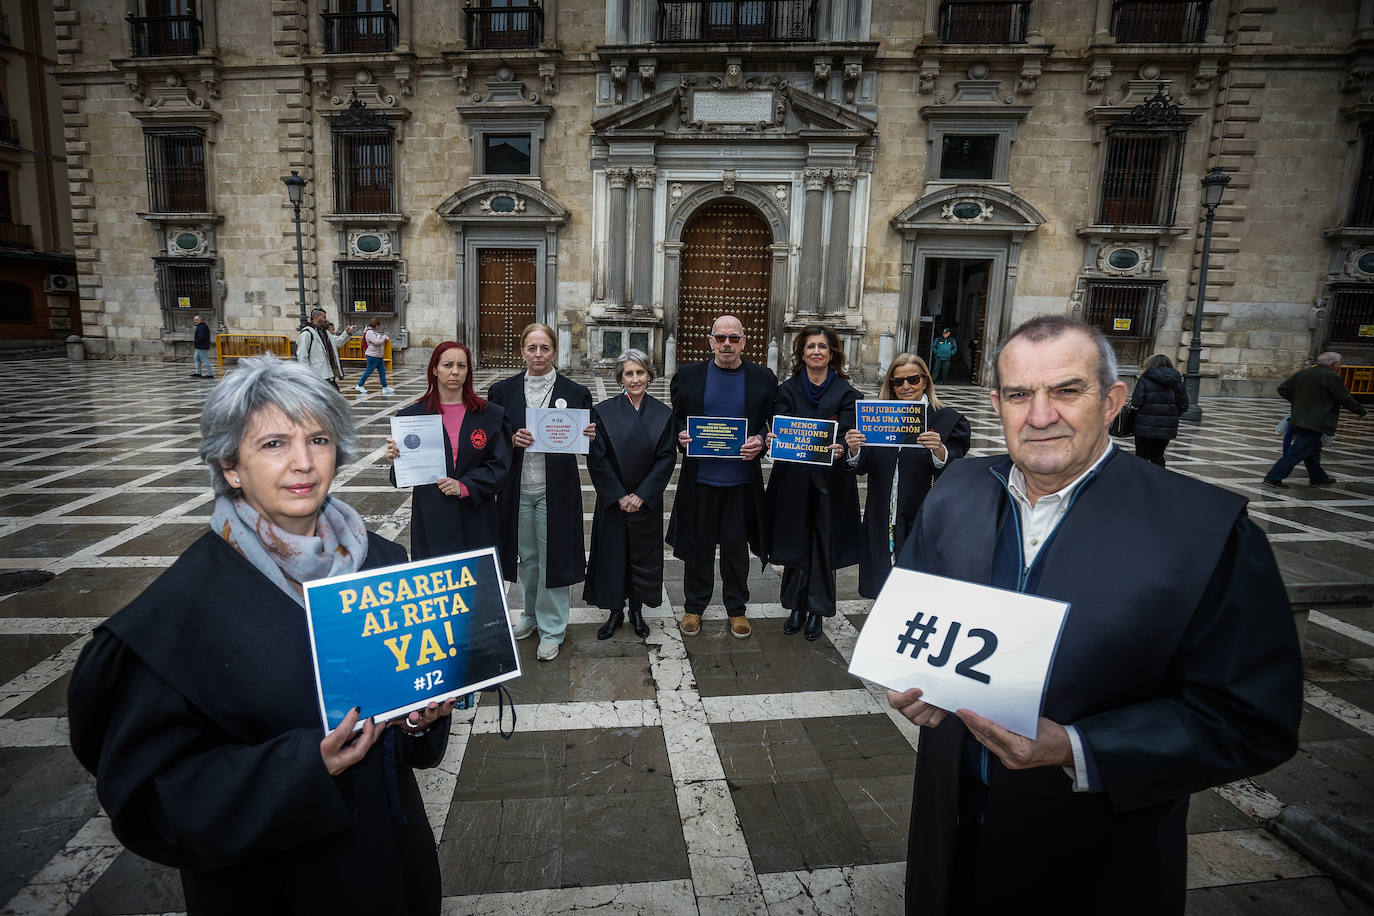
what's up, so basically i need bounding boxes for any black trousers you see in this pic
[1134,436,1169,468]
[779,473,837,617]
[683,483,750,617]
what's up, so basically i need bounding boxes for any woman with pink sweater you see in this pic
[354,317,394,395]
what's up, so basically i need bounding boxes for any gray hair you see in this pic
[615,348,654,384]
[198,355,359,498]
[1316,352,1342,367]
[992,315,1119,393]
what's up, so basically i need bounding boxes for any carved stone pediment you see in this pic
[894,185,1046,235]
[591,85,877,139]
[435,180,569,227]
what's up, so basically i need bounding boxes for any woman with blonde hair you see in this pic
[844,353,971,598]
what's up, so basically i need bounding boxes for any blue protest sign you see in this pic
[686,416,748,459]
[856,400,926,447]
[769,415,837,465]
[304,547,520,733]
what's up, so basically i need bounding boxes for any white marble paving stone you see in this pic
[441,879,697,915]
[1303,683,1374,737]
[701,689,880,723]
[1309,611,1374,649]
[0,842,123,916]
[674,779,761,902]
[0,717,69,748]
[0,635,90,718]
[759,862,906,916]
[1213,778,1284,823]
[1185,828,1323,889]
[469,698,660,734]
[657,701,728,785]
[0,617,94,636]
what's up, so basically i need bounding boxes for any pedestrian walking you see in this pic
[190,314,213,379]
[1130,353,1189,467]
[355,317,395,395]
[296,308,353,389]
[1262,352,1366,489]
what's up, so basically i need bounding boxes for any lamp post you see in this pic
[283,170,309,329]
[1182,166,1231,422]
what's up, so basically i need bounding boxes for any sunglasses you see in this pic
[711,334,743,344]
[891,375,925,388]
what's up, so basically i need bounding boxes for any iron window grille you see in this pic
[338,262,396,315]
[1097,87,1187,227]
[128,1,202,57]
[0,118,18,146]
[1083,281,1162,342]
[1350,125,1374,228]
[144,128,209,213]
[156,258,214,311]
[323,1,397,53]
[466,1,543,49]
[656,0,816,42]
[1111,0,1209,43]
[938,1,1030,44]
[1326,287,1374,347]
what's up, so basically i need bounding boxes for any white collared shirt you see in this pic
[1005,441,1113,569]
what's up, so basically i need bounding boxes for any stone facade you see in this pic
[52,0,1368,393]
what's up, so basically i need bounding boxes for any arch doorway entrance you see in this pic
[677,200,771,363]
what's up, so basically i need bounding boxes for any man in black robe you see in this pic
[887,315,1303,915]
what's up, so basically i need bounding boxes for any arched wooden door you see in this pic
[677,200,771,363]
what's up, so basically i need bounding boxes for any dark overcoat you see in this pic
[763,373,862,569]
[895,450,1302,915]
[583,392,676,609]
[391,400,510,562]
[851,404,970,598]
[1129,366,1189,441]
[1277,363,1366,434]
[666,358,777,564]
[487,371,592,587]
[68,532,448,916]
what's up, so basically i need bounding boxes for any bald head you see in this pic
[708,315,746,369]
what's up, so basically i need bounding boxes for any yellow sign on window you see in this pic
[354,300,368,312]
[1359,324,1374,338]
[1113,318,1132,331]
[177,297,191,308]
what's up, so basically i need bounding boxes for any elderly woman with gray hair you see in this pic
[67,355,454,916]
[584,349,677,640]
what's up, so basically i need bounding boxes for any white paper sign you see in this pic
[389,414,447,488]
[527,407,591,455]
[848,568,1070,739]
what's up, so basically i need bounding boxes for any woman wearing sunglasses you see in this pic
[844,353,971,599]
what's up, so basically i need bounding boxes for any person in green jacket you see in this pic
[1262,352,1367,489]
[931,328,957,384]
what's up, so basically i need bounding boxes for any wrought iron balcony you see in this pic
[0,221,34,250]
[0,119,18,146]
[657,0,816,43]
[465,4,543,50]
[127,13,203,57]
[1111,0,1210,43]
[322,9,399,54]
[938,1,1030,44]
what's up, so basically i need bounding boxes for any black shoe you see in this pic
[804,614,824,641]
[596,610,623,640]
[1261,479,1287,490]
[783,608,804,635]
[189,372,202,378]
[1311,477,1337,486]
[628,606,649,639]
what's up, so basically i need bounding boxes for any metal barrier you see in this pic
[1339,364,1373,397]
[215,333,292,366]
[338,337,392,372]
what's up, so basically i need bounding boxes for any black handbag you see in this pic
[1110,403,1137,438]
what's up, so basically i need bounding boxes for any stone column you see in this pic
[823,170,856,315]
[632,166,657,310]
[605,167,630,309]
[797,168,828,315]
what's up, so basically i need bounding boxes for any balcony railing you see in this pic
[322,9,398,54]
[128,14,203,57]
[0,119,18,146]
[465,4,544,50]
[657,0,816,42]
[1111,0,1209,43]
[0,13,10,45]
[938,1,1030,44]
[0,221,34,250]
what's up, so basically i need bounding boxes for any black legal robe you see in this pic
[487,371,593,587]
[850,404,971,598]
[763,373,862,571]
[583,392,676,610]
[391,400,511,562]
[68,531,447,916]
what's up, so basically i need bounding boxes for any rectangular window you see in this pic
[1326,287,1374,347]
[1111,0,1210,43]
[1350,125,1374,228]
[145,129,208,213]
[1097,133,1182,226]
[129,0,202,57]
[0,170,11,221]
[466,0,542,49]
[1082,282,1161,339]
[339,262,396,314]
[323,0,397,54]
[333,128,394,213]
[157,258,213,311]
[939,1,1031,44]
[657,0,815,42]
[940,135,998,180]
[484,134,532,175]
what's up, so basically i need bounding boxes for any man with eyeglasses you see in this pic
[666,315,778,639]
[885,315,1300,914]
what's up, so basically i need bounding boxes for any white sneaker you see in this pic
[354,385,366,394]
[382,386,396,395]
[536,641,560,662]
[512,618,536,640]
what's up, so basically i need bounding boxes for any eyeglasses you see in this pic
[891,375,925,388]
[711,334,743,344]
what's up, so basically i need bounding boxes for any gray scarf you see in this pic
[211,494,369,606]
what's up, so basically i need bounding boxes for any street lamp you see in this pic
[283,170,309,329]
[1181,166,1231,422]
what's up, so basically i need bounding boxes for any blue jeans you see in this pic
[193,349,213,377]
[356,355,387,389]
[1264,427,1329,484]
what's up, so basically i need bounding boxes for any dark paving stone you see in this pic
[1186,876,1374,916]
[0,813,93,904]
[1257,506,1374,534]
[715,720,828,785]
[68,850,185,916]
[0,492,89,516]
[1298,705,1369,742]
[0,567,162,617]
[0,524,128,558]
[62,493,208,517]
[507,635,576,704]
[454,730,566,802]
[20,451,126,468]
[832,774,912,863]
[732,779,874,873]
[439,797,562,895]
[569,655,655,702]
[1251,749,1374,823]
[1273,541,1374,585]
[1320,680,1374,715]
[564,726,672,796]
[0,746,101,903]
[687,629,858,697]
[335,490,409,518]
[1303,627,1374,666]
[1186,789,1256,833]
[0,634,78,685]
[0,469,60,487]
[1302,737,1374,781]
[8,671,72,719]
[137,470,210,488]
[100,524,206,557]
[36,470,153,488]
[805,715,916,780]
[560,791,690,887]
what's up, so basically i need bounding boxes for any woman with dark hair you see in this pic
[584,349,677,640]
[488,323,594,662]
[386,341,511,559]
[68,355,455,915]
[843,353,971,598]
[1131,352,1189,468]
[355,317,394,396]
[764,325,862,641]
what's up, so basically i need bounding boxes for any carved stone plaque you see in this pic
[691,90,773,124]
